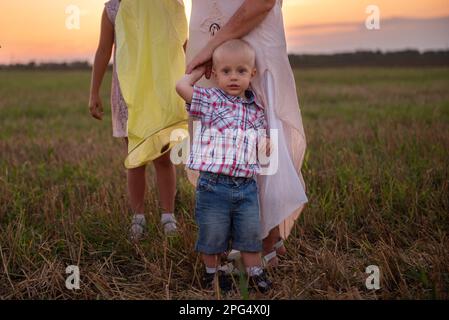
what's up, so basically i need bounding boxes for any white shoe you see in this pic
[129,215,146,242]
[161,215,177,236]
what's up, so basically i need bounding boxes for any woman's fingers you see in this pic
[187,46,214,74]
[205,61,213,79]
[187,54,208,73]
[186,59,201,74]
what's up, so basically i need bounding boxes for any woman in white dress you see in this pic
[185,0,308,265]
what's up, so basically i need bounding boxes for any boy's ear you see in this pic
[251,68,257,78]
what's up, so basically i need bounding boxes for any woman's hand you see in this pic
[89,93,104,120]
[186,44,214,78]
[187,0,276,78]
[191,64,207,82]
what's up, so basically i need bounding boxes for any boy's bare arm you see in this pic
[176,66,206,104]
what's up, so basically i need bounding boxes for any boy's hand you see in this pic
[259,136,272,157]
[266,137,272,156]
[176,65,207,103]
[89,94,104,120]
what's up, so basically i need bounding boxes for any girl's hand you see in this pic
[89,94,104,120]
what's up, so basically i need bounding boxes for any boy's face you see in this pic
[212,51,256,97]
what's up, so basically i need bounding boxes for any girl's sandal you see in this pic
[161,216,178,237]
[129,221,146,242]
[262,239,285,268]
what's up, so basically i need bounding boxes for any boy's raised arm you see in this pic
[176,66,206,104]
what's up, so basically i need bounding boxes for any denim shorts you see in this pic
[194,171,262,254]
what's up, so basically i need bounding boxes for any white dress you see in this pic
[186,0,308,239]
[105,0,128,138]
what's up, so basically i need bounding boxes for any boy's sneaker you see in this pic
[201,271,235,293]
[201,271,215,290]
[249,270,272,293]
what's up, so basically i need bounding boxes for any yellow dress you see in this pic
[115,0,189,168]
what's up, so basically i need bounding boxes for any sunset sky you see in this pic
[1,0,448,64]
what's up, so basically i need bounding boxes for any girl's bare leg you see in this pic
[124,138,177,236]
[124,138,147,241]
[153,151,177,235]
[127,166,146,214]
[152,151,176,213]
[124,138,147,214]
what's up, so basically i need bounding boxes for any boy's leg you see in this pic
[231,179,262,255]
[202,253,219,269]
[201,253,234,292]
[241,252,272,293]
[153,151,177,234]
[232,179,272,293]
[195,173,233,291]
[241,252,262,268]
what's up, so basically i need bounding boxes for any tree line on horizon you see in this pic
[1,50,448,70]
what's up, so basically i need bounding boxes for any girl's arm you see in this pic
[186,0,276,75]
[89,9,114,120]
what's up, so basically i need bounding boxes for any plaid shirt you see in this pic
[186,86,268,178]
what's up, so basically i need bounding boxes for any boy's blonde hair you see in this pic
[213,39,256,67]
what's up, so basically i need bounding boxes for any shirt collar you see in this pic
[216,88,262,108]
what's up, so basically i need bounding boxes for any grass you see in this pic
[0,68,448,299]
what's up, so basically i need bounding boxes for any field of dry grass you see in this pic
[0,67,448,299]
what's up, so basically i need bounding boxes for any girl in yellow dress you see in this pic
[89,0,188,240]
